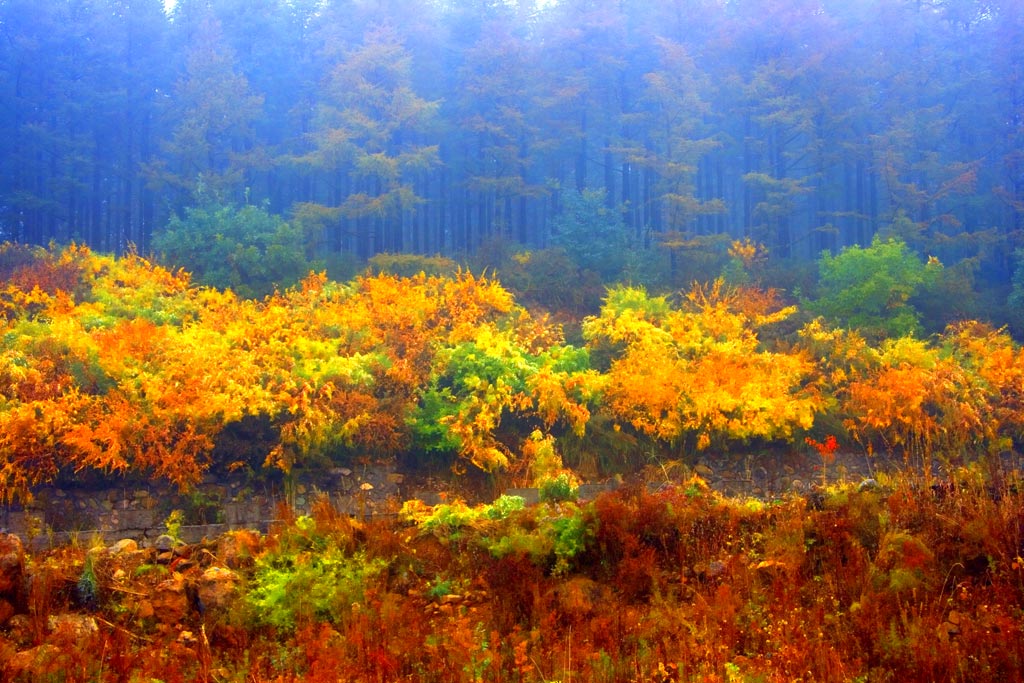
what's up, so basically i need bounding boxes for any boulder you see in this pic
[47,613,98,640]
[0,534,25,597]
[217,529,260,569]
[197,566,238,612]
[152,534,179,553]
[150,573,190,624]
[0,599,15,627]
[4,643,62,681]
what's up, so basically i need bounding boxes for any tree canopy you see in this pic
[0,0,1019,284]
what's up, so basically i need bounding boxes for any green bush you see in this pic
[246,547,386,631]
[482,502,590,576]
[407,340,531,456]
[808,235,938,339]
[499,247,606,315]
[486,494,526,520]
[547,511,589,576]
[153,203,308,299]
[417,500,486,541]
[538,472,579,503]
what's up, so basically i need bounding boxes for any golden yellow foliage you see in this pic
[7,244,1021,499]
[840,330,998,470]
[727,237,767,268]
[587,281,820,449]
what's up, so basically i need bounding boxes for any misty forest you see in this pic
[2,0,1024,681]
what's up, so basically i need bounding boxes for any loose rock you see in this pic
[197,566,238,612]
[108,538,139,556]
[694,464,714,478]
[152,534,179,553]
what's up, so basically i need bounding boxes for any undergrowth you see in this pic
[1,467,1023,682]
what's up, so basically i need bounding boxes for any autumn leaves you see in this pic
[2,242,1023,502]
[1,245,573,499]
[584,281,817,451]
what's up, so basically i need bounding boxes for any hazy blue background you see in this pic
[0,0,1020,286]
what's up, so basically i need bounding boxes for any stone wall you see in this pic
[0,464,409,550]
[3,447,966,550]
[0,463,629,550]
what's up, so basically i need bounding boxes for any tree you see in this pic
[549,189,631,280]
[0,0,168,251]
[301,25,440,257]
[1009,248,1024,332]
[449,17,547,248]
[0,0,1017,297]
[537,0,633,202]
[145,8,264,208]
[616,38,724,279]
[715,0,833,258]
[993,3,1024,231]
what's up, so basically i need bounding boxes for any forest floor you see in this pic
[2,450,1024,682]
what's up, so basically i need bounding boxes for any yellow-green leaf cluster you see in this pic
[585,281,820,449]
